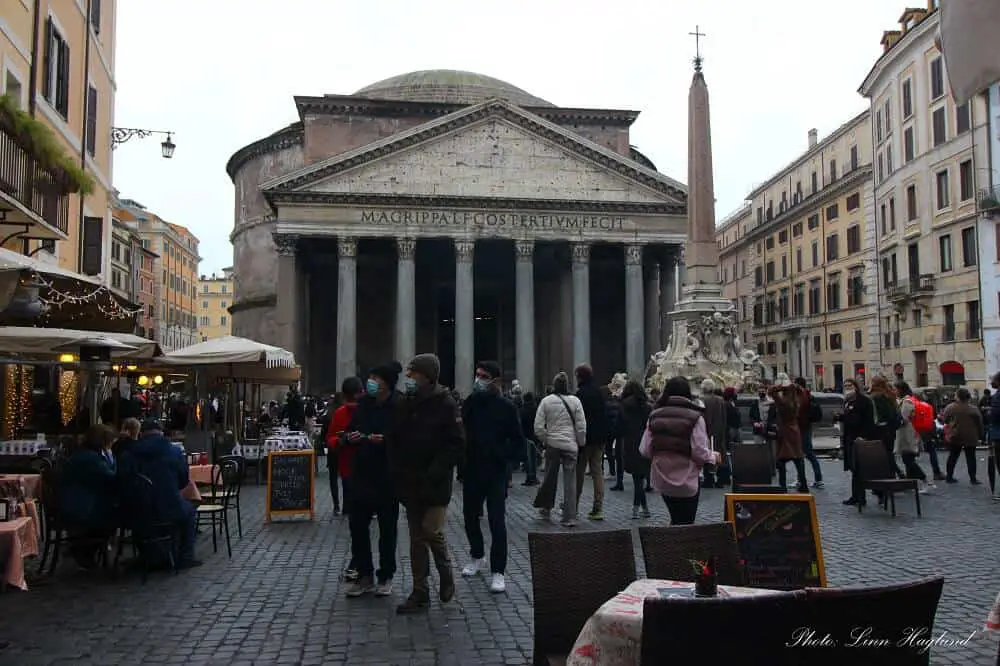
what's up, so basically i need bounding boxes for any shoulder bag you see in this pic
[555,395,588,448]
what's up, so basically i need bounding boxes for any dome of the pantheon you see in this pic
[354,69,554,107]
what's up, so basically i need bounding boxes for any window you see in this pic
[795,247,802,272]
[846,193,860,211]
[932,107,946,146]
[4,69,23,108]
[809,280,821,315]
[854,329,863,349]
[81,216,103,276]
[826,204,839,221]
[83,84,100,157]
[778,229,788,244]
[935,170,950,210]
[826,233,839,261]
[221,315,228,326]
[811,171,818,193]
[811,240,818,267]
[794,283,805,315]
[943,304,955,342]
[880,203,887,235]
[792,222,803,237]
[907,243,920,278]
[111,270,121,289]
[807,214,820,230]
[813,337,821,354]
[902,79,913,118]
[765,261,775,282]
[906,185,918,221]
[829,333,843,351]
[889,197,896,230]
[883,100,891,136]
[778,288,789,318]
[886,147,893,175]
[930,57,944,99]
[959,160,974,201]
[967,301,980,339]
[850,145,858,171]
[877,153,884,182]
[220,300,227,309]
[829,159,837,184]
[939,235,953,271]
[781,254,787,278]
[961,227,977,266]
[876,109,884,143]
[826,275,841,311]
[846,225,861,254]
[202,300,209,309]
[754,267,763,287]
[90,0,101,33]
[199,316,209,327]
[221,284,228,294]
[202,284,208,293]
[765,236,775,250]
[903,126,915,162]
[766,341,777,355]
[956,102,970,134]
[753,300,762,325]
[43,19,71,117]
[780,340,788,354]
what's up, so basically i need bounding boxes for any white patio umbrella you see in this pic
[939,0,1000,105]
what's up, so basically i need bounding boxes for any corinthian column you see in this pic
[273,233,300,359]
[454,239,475,396]
[515,240,535,392]
[571,242,591,375]
[395,238,416,373]
[625,243,645,380]
[336,236,357,385]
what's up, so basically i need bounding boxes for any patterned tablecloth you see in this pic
[0,440,48,456]
[0,516,39,590]
[235,435,311,460]
[985,592,1000,631]
[567,579,783,666]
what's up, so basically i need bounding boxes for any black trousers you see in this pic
[462,467,508,574]
[326,455,341,511]
[348,498,399,583]
[946,446,978,481]
[631,474,648,509]
[777,459,807,490]
[662,491,699,525]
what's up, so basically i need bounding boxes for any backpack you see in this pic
[908,397,935,434]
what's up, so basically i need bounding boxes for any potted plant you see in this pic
[690,557,718,597]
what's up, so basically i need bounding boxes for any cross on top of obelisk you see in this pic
[690,25,705,72]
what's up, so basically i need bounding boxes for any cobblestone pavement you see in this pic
[1,451,998,665]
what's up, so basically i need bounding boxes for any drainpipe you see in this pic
[28,0,41,116]
[76,0,94,273]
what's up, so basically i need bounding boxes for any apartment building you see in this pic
[859,2,989,388]
[198,268,233,342]
[109,216,133,299]
[133,238,158,340]
[113,196,200,351]
[982,83,1000,378]
[1,0,117,279]
[718,111,877,391]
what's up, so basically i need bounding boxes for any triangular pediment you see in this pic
[262,100,686,206]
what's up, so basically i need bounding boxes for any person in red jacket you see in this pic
[327,376,363,580]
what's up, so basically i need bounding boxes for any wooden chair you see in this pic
[798,577,944,666]
[195,459,239,557]
[641,591,807,666]
[731,444,784,493]
[637,523,744,585]
[115,473,180,583]
[853,439,920,517]
[528,529,636,666]
[198,455,246,537]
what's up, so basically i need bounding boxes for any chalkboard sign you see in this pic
[267,450,315,521]
[724,493,826,590]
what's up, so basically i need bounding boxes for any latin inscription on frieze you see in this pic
[359,209,626,232]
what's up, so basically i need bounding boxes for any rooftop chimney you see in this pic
[808,128,818,149]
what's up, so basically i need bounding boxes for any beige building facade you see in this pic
[198,268,233,342]
[860,3,989,388]
[718,111,878,390]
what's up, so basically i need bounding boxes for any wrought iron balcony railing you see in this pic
[979,185,1000,216]
[0,119,70,236]
[886,274,936,303]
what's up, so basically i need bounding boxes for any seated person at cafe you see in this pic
[59,424,120,569]
[118,419,200,568]
[112,418,141,463]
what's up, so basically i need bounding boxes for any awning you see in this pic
[0,246,101,286]
[0,326,160,359]
[939,0,1000,105]
[939,361,965,374]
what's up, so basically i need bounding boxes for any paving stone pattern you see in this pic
[1,453,998,665]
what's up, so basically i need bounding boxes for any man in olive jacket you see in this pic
[390,353,466,614]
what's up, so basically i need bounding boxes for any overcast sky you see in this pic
[112,0,896,275]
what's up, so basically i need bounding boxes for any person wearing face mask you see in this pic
[389,353,466,614]
[342,362,403,598]
[458,361,523,594]
[835,378,877,505]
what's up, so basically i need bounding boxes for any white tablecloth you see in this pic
[567,579,782,666]
[0,440,48,456]
[235,435,311,460]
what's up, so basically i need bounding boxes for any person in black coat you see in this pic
[604,387,625,491]
[574,364,608,520]
[616,381,652,519]
[520,393,540,486]
[835,378,877,505]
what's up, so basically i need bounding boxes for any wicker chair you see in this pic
[528,529,636,666]
[641,591,807,666]
[797,577,944,666]
[731,444,784,493]
[637,523,744,585]
[854,438,920,517]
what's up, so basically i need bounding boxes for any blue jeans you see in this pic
[524,439,538,480]
[801,429,822,482]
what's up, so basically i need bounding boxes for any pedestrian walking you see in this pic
[894,381,934,494]
[941,388,984,484]
[699,379,728,487]
[836,378,877,506]
[390,354,465,615]
[520,393,540,486]
[342,362,403,599]
[459,361,523,594]
[795,377,825,488]
[533,371,586,527]
[768,382,807,493]
[574,364,608,521]
[615,380,651,519]
[328,377,363,580]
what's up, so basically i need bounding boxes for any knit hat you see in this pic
[407,353,441,384]
[369,361,402,387]
[701,379,716,393]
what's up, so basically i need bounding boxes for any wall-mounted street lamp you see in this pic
[111,127,176,158]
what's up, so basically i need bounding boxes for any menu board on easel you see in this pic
[724,493,826,590]
[266,450,315,521]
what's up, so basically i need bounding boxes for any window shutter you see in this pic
[57,40,70,116]
[82,216,104,276]
[90,0,101,34]
[42,18,54,101]
[86,86,98,156]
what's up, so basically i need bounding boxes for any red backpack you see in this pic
[908,397,934,434]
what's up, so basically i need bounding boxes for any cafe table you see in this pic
[0,474,41,500]
[566,578,782,666]
[0,516,39,590]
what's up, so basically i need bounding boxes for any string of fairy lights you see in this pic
[31,271,145,321]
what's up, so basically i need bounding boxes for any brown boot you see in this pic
[439,570,456,603]
[396,592,430,615]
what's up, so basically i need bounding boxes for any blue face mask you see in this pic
[366,379,380,395]
[473,378,490,393]
[403,377,417,394]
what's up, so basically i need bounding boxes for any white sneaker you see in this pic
[489,573,506,593]
[461,557,487,577]
[919,481,935,494]
[374,579,393,597]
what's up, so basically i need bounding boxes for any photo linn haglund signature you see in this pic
[787,627,980,654]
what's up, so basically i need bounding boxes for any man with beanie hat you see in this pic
[389,353,466,614]
[574,364,608,520]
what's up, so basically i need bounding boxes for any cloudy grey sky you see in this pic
[112,0,896,275]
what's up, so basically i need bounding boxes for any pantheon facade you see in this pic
[226,70,688,395]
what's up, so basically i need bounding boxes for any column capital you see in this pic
[338,236,358,259]
[397,237,416,261]
[571,242,590,265]
[455,239,475,263]
[625,243,644,266]
[272,233,300,257]
[515,240,534,261]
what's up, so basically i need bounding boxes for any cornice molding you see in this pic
[263,100,686,203]
[225,123,305,180]
[265,191,685,216]
[859,10,938,97]
[229,294,277,313]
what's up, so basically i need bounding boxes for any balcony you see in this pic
[886,274,936,305]
[0,96,93,243]
[979,185,1000,217]
[751,314,810,334]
